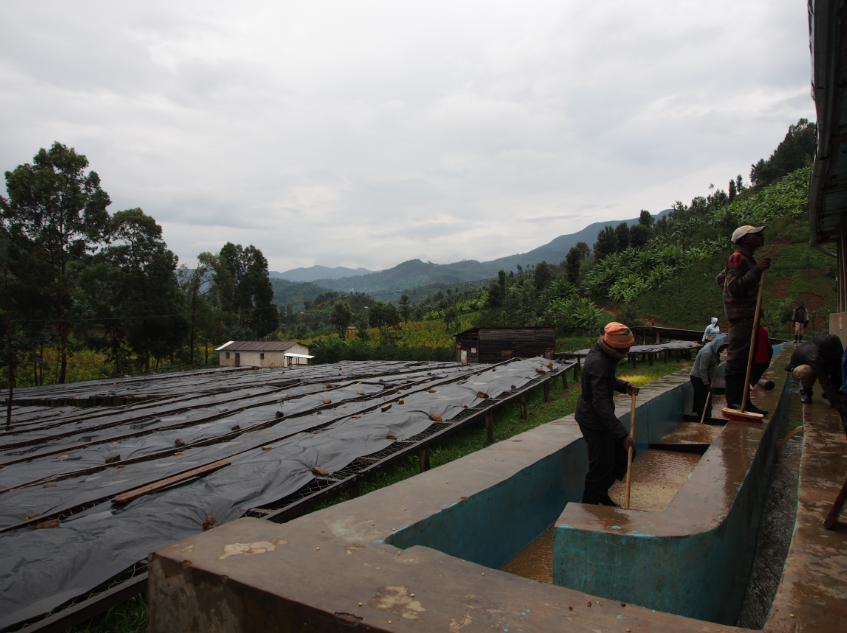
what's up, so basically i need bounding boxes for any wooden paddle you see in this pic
[722,270,767,422]
[699,361,721,424]
[625,392,636,509]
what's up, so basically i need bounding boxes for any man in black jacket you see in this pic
[575,322,639,506]
[785,334,846,410]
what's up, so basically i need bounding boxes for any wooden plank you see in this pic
[111,460,231,504]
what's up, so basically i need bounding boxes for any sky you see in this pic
[0,1,815,273]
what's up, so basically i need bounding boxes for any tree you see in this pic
[534,261,552,291]
[750,119,816,188]
[330,301,355,338]
[398,294,411,322]
[638,210,653,227]
[178,257,212,365]
[1,142,111,382]
[565,246,582,284]
[210,242,278,338]
[629,224,650,248]
[594,226,618,260]
[615,222,630,251]
[575,241,590,259]
[728,179,737,202]
[102,209,186,372]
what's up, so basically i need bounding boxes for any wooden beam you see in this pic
[111,460,231,504]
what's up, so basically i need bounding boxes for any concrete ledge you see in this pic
[553,350,792,625]
[766,389,847,631]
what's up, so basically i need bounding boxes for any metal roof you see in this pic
[808,0,847,246]
[215,341,304,352]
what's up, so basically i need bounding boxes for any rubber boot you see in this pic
[758,378,776,390]
[800,387,813,404]
[725,379,744,411]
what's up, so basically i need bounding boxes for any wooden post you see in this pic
[630,353,637,369]
[543,382,550,403]
[625,393,637,509]
[519,395,527,419]
[419,447,431,472]
[561,369,569,390]
[349,480,362,499]
[575,357,581,378]
[485,412,494,443]
[649,352,654,367]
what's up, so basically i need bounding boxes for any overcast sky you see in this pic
[0,1,814,273]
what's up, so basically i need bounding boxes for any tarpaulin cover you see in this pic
[0,358,559,629]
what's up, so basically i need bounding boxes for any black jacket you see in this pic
[786,334,845,406]
[575,343,630,440]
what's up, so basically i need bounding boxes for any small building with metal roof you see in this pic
[454,327,556,364]
[214,341,312,368]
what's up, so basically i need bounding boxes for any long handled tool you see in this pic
[722,270,767,422]
[699,360,721,424]
[625,392,636,509]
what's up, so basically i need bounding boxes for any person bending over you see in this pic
[575,322,639,507]
[786,334,846,414]
[690,333,728,418]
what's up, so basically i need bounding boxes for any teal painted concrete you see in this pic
[386,441,588,568]
[387,374,693,570]
[552,360,791,625]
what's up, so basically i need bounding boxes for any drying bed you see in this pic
[0,357,572,632]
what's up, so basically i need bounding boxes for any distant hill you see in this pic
[311,211,671,295]
[271,265,377,282]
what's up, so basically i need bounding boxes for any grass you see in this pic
[64,357,687,633]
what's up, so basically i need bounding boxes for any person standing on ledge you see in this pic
[575,322,639,507]
[716,225,771,415]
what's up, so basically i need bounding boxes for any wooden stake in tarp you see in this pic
[625,392,636,509]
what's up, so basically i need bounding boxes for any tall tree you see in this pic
[330,301,355,338]
[533,261,552,291]
[398,294,411,322]
[594,226,618,260]
[629,224,650,248]
[615,222,630,251]
[178,257,212,365]
[102,209,185,372]
[1,143,110,382]
[638,210,654,227]
[211,242,278,338]
[565,246,582,284]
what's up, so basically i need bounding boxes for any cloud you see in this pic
[0,0,815,272]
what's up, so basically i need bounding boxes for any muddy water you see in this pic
[500,525,555,583]
[735,393,803,629]
[501,424,713,581]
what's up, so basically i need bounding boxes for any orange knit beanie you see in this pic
[604,322,635,348]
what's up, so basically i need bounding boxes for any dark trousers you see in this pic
[578,423,630,505]
[690,376,711,418]
[725,318,754,406]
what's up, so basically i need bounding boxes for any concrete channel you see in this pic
[146,346,847,632]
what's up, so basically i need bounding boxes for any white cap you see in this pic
[731,225,765,244]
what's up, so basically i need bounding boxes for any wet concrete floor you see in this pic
[735,393,803,629]
[500,525,555,583]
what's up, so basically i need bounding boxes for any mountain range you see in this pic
[274,211,670,296]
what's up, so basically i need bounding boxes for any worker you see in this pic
[785,334,846,411]
[690,333,728,418]
[749,324,774,391]
[715,225,771,415]
[791,301,809,343]
[702,317,721,342]
[575,322,639,507]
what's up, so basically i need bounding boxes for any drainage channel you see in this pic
[736,381,804,629]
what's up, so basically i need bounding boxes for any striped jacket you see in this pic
[716,246,762,321]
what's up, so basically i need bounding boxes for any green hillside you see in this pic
[637,211,836,337]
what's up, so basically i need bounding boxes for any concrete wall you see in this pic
[552,350,791,625]
[386,374,692,570]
